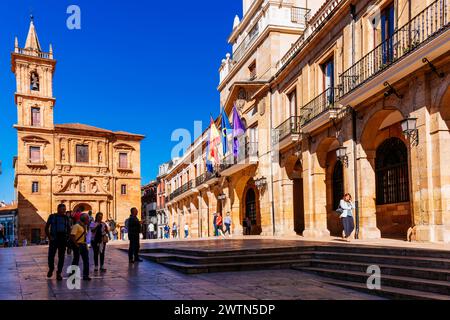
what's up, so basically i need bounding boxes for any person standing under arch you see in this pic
[339,193,355,242]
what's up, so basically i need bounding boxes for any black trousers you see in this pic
[92,242,106,267]
[72,244,89,277]
[48,234,67,273]
[128,234,140,261]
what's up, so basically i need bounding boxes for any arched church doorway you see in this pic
[375,137,411,239]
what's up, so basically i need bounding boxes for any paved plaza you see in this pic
[0,238,386,300]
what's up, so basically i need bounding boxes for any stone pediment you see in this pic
[21,135,50,144]
[54,175,111,196]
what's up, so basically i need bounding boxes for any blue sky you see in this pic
[0,0,242,202]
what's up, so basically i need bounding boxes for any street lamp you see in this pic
[255,176,267,191]
[401,117,418,146]
[218,193,227,201]
[336,146,349,167]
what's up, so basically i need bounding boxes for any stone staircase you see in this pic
[292,245,450,300]
[138,242,450,300]
[140,245,315,274]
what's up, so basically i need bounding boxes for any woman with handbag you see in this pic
[338,193,355,242]
[91,212,109,272]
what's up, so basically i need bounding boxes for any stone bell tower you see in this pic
[11,16,56,129]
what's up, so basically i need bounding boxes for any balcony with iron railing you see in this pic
[291,6,310,27]
[272,116,302,149]
[195,171,219,187]
[232,25,260,66]
[340,0,449,104]
[219,141,259,176]
[300,87,340,131]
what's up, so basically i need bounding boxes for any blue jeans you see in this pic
[341,216,355,238]
[185,230,188,238]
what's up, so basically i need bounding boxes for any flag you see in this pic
[221,108,232,155]
[207,116,222,165]
[232,105,246,157]
[205,130,214,173]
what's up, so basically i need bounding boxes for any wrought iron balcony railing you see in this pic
[219,142,258,172]
[300,87,340,126]
[340,0,449,97]
[272,116,302,145]
[232,24,260,65]
[291,7,310,27]
[169,180,194,201]
[195,171,218,186]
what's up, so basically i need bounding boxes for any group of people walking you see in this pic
[213,212,232,238]
[45,204,142,281]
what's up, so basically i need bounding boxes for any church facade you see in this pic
[12,20,144,243]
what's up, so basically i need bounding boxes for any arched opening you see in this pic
[30,71,39,91]
[332,161,344,210]
[72,203,93,214]
[243,186,261,235]
[327,160,345,236]
[375,137,411,239]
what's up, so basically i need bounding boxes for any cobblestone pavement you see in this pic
[0,243,383,300]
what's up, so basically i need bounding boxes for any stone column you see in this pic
[207,190,217,237]
[357,148,381,239]
[230,187,243,236]
[280,178,297,236]
[303,151,330,238]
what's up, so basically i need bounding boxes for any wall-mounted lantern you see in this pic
[401,117,418,146]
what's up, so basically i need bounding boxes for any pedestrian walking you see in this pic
[91,212,109,272]
[216,213,226,239]
[184,223,189,238]
[86,210,94,247]
[147,223,155,239]
[164,224,170,239]
[45,203,71,281]
[70,213,91,281]
[336,193,355,242]
[172,222,178,238]
[224,212,232,237]
[128,208,143,263]
[213,213,218,236]
[0,223,6,242]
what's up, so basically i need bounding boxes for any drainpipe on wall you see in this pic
[269,89,276,236]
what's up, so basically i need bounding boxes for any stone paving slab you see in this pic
[0,243,384,300]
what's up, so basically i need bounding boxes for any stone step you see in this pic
[297,267,450,296]
[310,259,450,281]
[141,251,314,265]
[313,251,450,269]
[319,279,450,300]
[315,245,450,259]
[141,245,317,257]
[160,259,311,274]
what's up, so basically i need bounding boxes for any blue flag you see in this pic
[221,108,232,155]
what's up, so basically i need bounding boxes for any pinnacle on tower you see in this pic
[24,15,42,52]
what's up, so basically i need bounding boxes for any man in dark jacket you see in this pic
[128,207,142,263]
[45,203,70,281]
